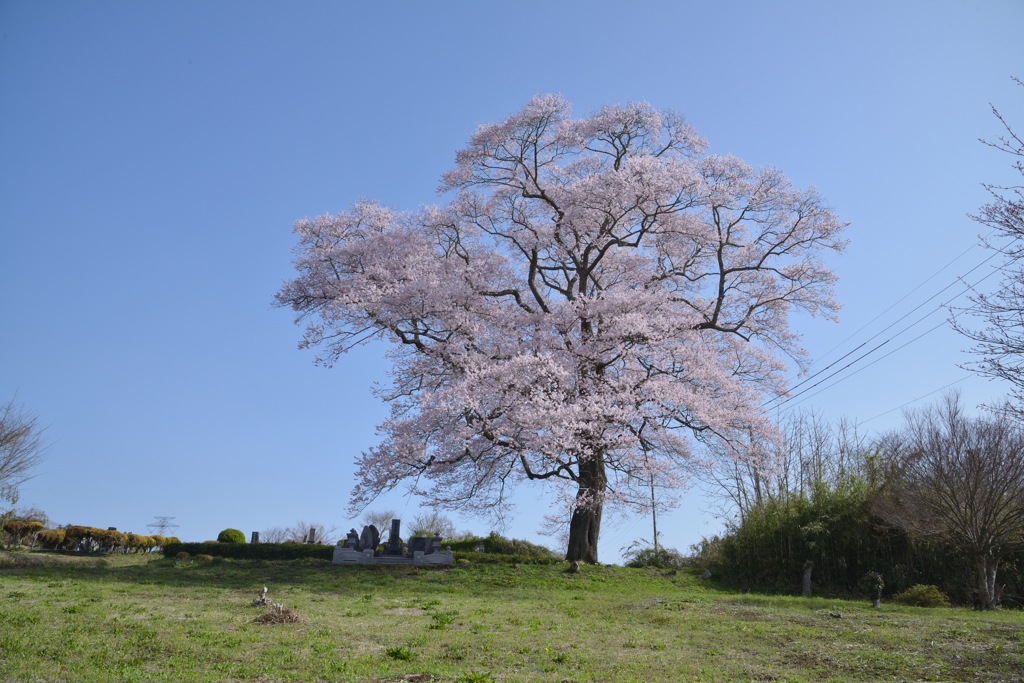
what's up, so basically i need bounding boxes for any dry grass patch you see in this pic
[252,603,302,624]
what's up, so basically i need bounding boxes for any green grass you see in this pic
[0,550,1021,682]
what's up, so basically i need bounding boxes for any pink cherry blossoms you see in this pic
[276,95,847,562]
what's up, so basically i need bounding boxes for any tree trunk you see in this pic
[977,554,999,610]
[565,452,607,564]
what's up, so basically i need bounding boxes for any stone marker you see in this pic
[307,527,316,544]
[251,531,260,544]
[359,524,380,553]
[344,529,360,550]
[385,519,404,556]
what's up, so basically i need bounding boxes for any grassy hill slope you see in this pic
[0,551,1021,682]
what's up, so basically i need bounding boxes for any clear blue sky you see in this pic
[2,1,1022,561]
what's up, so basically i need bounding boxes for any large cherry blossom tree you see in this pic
[277,96,846,562]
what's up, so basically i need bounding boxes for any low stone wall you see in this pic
[332,546,453,566]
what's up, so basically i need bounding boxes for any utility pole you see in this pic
[650,474,658,554]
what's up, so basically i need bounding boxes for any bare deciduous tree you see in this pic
[285,520,339,545]
[260,526,288,543]
[874,392,1024,609]
[694,409,870,521]
[409,510,456,538]
[951,77,1024,419]
[360,509,397,531]
[0,396,47,505]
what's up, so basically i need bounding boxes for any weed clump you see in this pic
[385,645,413,660]
[253,603,301,624]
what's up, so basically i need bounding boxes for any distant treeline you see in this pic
[693,477,1024,605]
[691,401,1024,608]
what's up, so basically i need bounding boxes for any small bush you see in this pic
[858,571,885,600]
[217,528,245,544]
[211,556,226,566]
[175,552,191,561]
[892,584,951,608]
[623,544,689,569]
[447,532,560,559]
[195,554,214,563]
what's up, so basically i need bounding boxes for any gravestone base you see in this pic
[332,545,453,566]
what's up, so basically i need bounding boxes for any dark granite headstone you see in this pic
[385,519,404,556]
[409,536,430,553]
[360,524,380,554]
[251,531,260,544]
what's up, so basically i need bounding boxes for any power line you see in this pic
[778,319,949,412]
[860,376,972,425]
[765,248,1004,409]
[808,229,997,369]
[770,265,1002,412]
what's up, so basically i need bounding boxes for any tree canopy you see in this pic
[277,96,846,561]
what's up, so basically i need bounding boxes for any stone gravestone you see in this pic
[307,527,317,544]
[385,519,404,556]
[251,531,260,544]
[345,529,360,550]
[359,524,380,554]
[409,536,430,554]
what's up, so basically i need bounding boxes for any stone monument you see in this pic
[332,518,452,566]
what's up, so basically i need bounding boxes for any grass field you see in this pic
[0,550,1021,682]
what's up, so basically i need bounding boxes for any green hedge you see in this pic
[162,542,333,561]
[452,551,563,565]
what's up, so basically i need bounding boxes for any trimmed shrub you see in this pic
[175,552,191,561]
[893,584,951,608]
[194,554,214,563]
[3,521,27,545]
[217,529,245,544]
[35,529,65,549]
